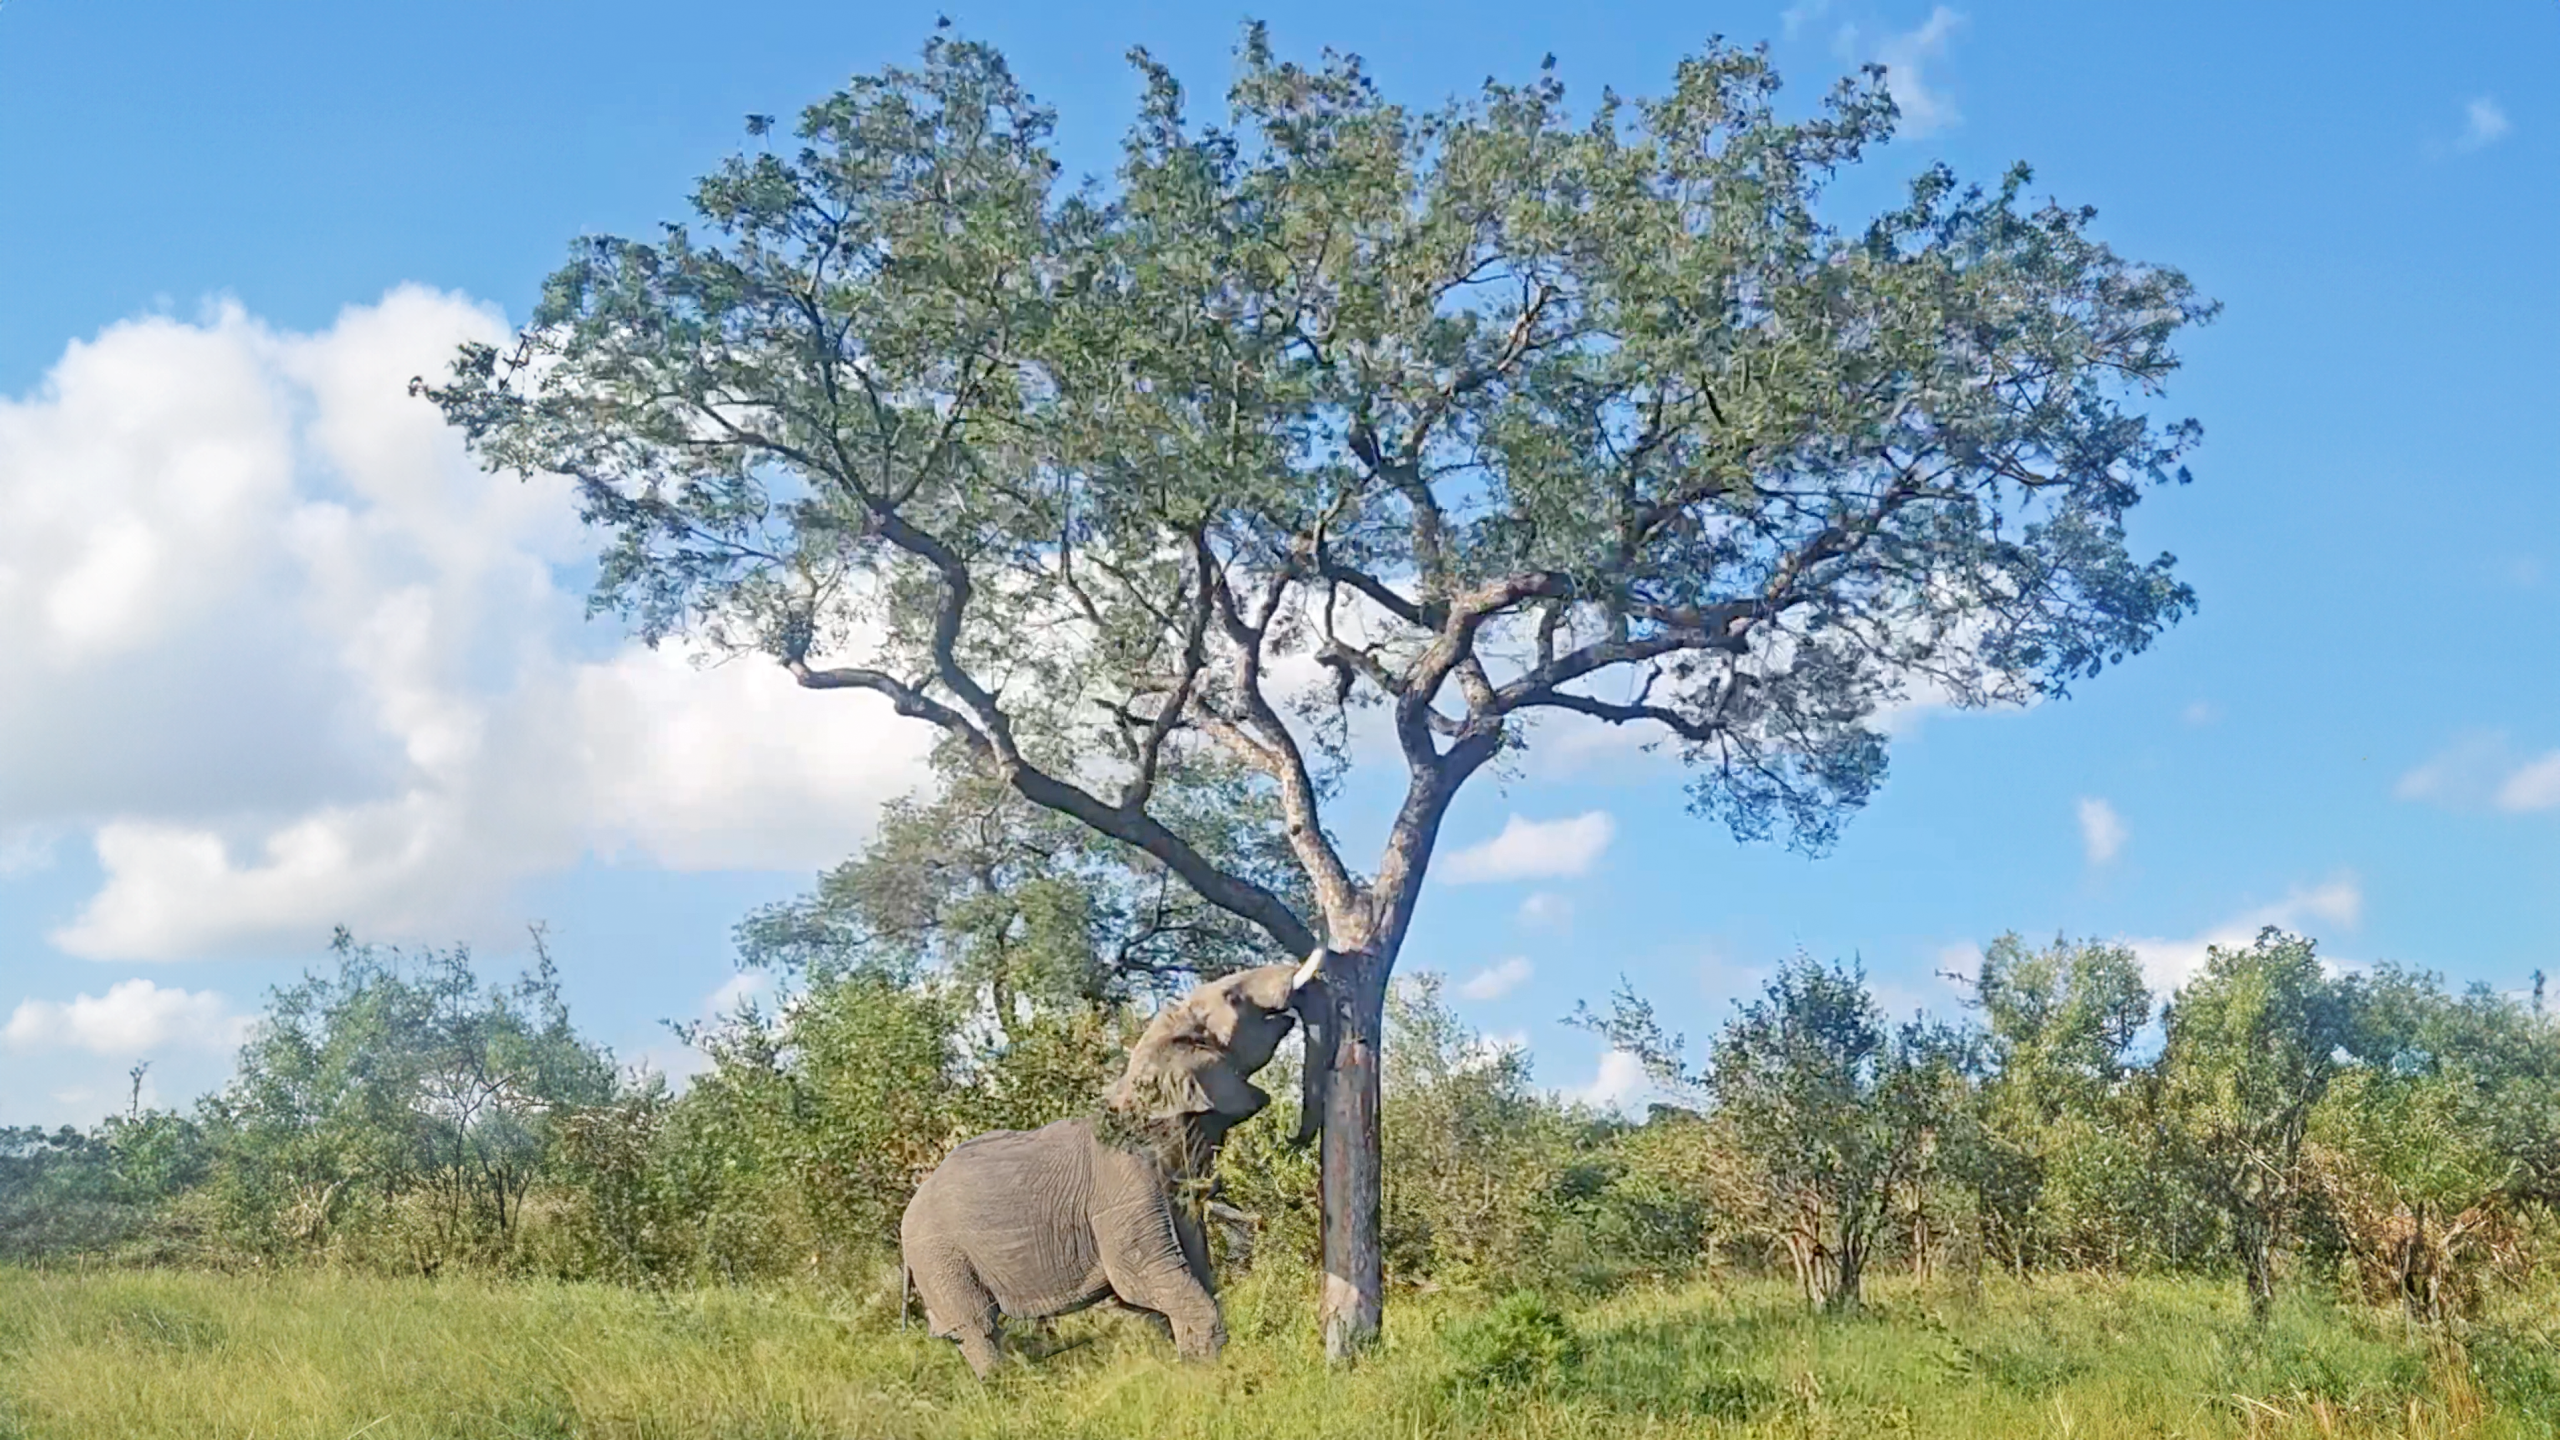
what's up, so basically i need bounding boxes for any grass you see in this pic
[1,1265,2554,1439]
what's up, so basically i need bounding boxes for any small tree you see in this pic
[206,929,615,1267]
[423,31,2210,1350]
[2309,966,2553,1321]
[2159,928,2355,1320]
[1703,957,1965,1310]
[1967,934,2154,1271]
[1578,960,1968,1309]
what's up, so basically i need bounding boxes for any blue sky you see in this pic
[2,0,2553,1123]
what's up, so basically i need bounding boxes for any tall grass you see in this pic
[0,1267,2552,1439]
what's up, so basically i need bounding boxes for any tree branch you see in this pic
[1199,539,1361,928]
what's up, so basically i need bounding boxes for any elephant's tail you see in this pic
[899,1262,915,1331]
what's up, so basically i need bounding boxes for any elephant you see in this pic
[901,952,1333,1376]
[1104,949,1336,1164]
[900,1116,1220,1377]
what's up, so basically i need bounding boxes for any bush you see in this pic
[1439,1291,1583,1392]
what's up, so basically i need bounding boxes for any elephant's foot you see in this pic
[1171,1320,1226,1364]
[957,1328,1005,1379]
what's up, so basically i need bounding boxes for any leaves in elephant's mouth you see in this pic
[1090,1105,1217,1180]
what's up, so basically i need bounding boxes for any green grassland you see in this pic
[3,1269,2555,1440]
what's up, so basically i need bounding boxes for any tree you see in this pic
[1967,934,2156,1271]
[2309,966,2556,1321]
[422,30,2210,1352]
[1701,957,1966,1310]
[206,929,615,1267]
[2158,928,2355,1320]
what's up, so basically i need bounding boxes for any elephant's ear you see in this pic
[1125,1050,1268,1123]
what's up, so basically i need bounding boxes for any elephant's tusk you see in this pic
[1293,947,1328,990]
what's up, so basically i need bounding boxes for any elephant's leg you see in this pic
[1095,1199,1225,1364]
[910,1245,1006,1378]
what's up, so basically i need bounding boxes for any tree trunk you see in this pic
[1826,1219,1866,1314]
[2236,1207,2277,1322]
[1782,1231,1819,1307]
[2399,1203,2435,1324]
[1318,953,1387,1361]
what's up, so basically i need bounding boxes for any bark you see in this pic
[1828,1237,1866,1314]
[1318,950,1388,1360]
[1782,1230,1823,1308]
[2237,1207,2277,1322]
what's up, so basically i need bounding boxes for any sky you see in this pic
[1,0,2554,1124]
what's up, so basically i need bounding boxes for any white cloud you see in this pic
[0,292,934,961]
[705,969,775,1016]
[1872,7,1967,138]
[4,980,248,1057]
[2182,700,2221,727]
[2459,96,2511,151]
[2497,753,2560,812]
[2397,732,2509,806]
[1457,957,1534,1002]
[2077,797,2128,865]
[1517,891,1573,928]
[1442,812,1616,884]
[2395,732,2560,814]
[1459,1031,1530,1073]
[2125,878,2362,992]
[627,969,785,1088]
[1781,0,1832,40]
[1573,1050,1656,1116]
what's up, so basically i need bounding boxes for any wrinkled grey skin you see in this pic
[903,959,1332,1376]
[902,1117,1218,1377]
[1105,959,1335,1157]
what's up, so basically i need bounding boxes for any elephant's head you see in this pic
[1107,949,1337,1152]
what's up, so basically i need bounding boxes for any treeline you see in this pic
[7,916,2558,1328]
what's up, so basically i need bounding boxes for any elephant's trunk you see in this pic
[1288,979,1336,1150]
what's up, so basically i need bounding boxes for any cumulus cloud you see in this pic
[2077,797,2127,865]
[0,292,934,961]
[626,968,786,1087]
[2458,97,2511,151]
[2397,732,2509,806]
[1441,811,1616,884]
[1573,1050,1656,1116]
[1457,956,1535,1002]
[2124,879,2362,992]
[1872,7,1967,138]
[4,980,248,1056]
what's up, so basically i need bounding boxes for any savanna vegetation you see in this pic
[418,17,2211,1355]
[10,27,2559,1439]
[7,779,2560,1435]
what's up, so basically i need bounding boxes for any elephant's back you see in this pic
[905,1119,1106,1318]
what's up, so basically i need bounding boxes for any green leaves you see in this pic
[423,24,2212,960]
[1698,955,1969,1309]
[200,929,618,1265]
